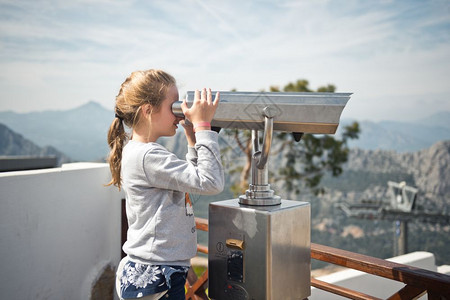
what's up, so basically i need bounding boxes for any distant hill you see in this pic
[0,101,113,161]
[0,123,71,165]
[339,111,450,152]
[322,140,450,200]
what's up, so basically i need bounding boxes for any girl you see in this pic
[107,69,224,299]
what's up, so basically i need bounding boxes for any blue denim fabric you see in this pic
[161,271,187,299]
[119,261,188,299]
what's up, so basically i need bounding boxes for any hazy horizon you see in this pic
[2,98,450,125]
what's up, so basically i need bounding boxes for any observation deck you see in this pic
[1,163,449,299]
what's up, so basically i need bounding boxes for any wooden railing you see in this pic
[185,217,450,300]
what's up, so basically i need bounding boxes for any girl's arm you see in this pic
[143,132,224,195]
[181,120,198,166]
[181,120,196,147]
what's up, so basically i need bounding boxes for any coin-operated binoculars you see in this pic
[173,91,351,300]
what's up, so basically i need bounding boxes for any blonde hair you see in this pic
[106,69,176,189]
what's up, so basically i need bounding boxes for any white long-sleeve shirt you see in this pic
[121,130,224,266]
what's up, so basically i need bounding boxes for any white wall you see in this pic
[0,163,123,299]
[311,251,438,299]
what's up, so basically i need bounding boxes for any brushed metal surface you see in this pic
[208,199,311,300]
[172,91,351,134]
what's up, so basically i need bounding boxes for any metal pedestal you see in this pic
[208,199,311,300]
[195,92,349,299]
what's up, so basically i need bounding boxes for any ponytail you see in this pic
[106,116,126,190]
[106,69,176,190]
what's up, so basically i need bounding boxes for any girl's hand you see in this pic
[181,88,220,132]
[180,120,196,146]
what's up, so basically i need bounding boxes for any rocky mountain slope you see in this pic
[310,140,450,265]
[346,140,450,198]
[0,123,71,165]
[0,101,112,161]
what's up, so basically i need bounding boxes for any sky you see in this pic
[0,0,449,121]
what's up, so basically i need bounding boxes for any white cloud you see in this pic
[0,0,449,122]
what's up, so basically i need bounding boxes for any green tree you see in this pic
[223,79,359,195]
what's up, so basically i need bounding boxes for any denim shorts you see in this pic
[116,257,188,299]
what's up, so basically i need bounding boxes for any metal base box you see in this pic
[208,199,311,300]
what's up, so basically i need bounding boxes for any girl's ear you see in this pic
[141,104,153,117]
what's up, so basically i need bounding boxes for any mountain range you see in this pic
[0,101,449,161]
[309,139,450,266]
[338,111,450,152]
[0,123,71,165]
[0,101,112,161]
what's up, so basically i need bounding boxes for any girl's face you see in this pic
[150,85,182,139]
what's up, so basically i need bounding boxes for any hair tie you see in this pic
[115,113,123,121]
